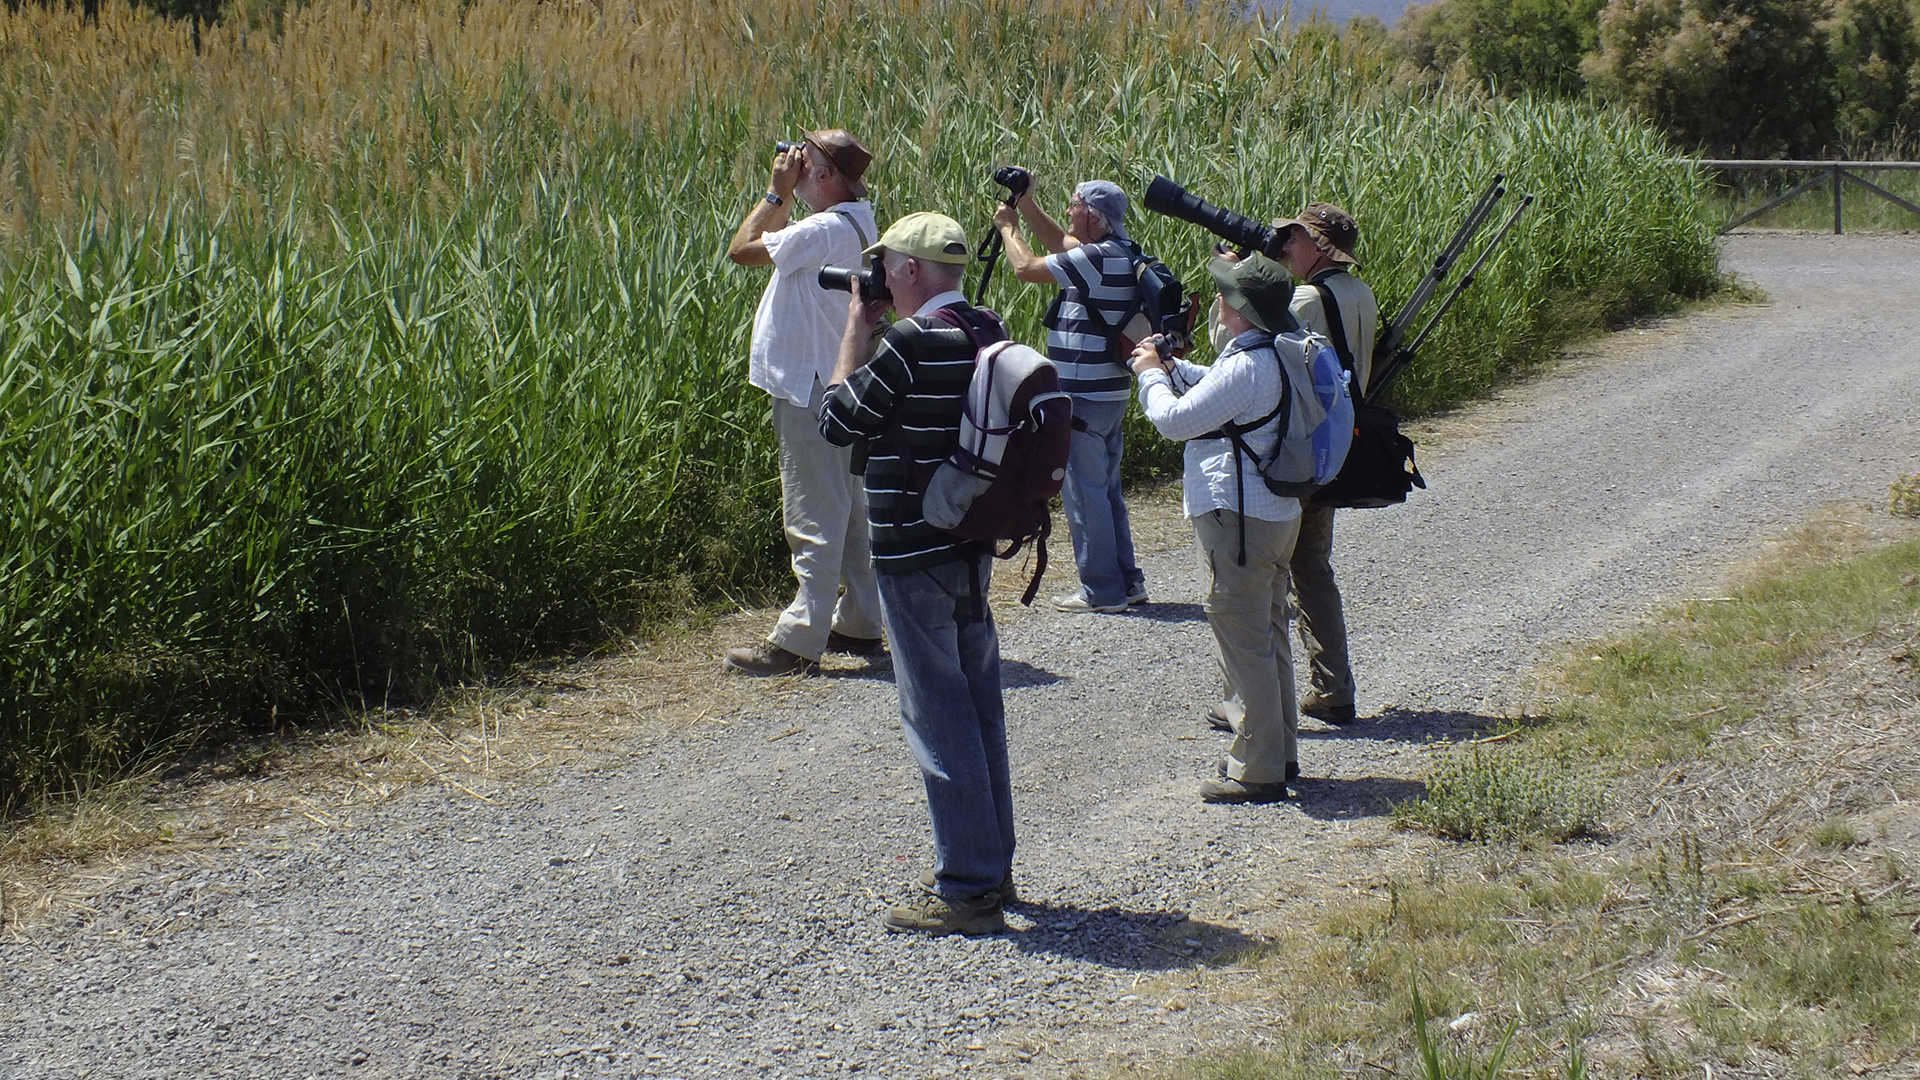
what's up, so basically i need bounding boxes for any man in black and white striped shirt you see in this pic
[819,212,1014,938]
[994,177,1148,614]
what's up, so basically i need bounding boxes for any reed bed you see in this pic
[0,0,1718,804]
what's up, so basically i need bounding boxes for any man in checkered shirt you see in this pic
[1129,253,1312,805]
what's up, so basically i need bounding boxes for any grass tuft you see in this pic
[1395,747,1603,843]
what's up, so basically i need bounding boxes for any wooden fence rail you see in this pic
[1696,159,1920,234]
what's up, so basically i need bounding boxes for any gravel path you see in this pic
[4,233,1918,1080]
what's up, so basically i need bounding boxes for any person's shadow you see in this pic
[1127,601,1208,625]
[1292,774,1428,821]
[1003,899,1258,970]
[1300,707,1514,745]
[825,656,1063,688]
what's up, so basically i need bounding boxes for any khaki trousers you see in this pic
[1290,501,1354,707]
[769,388,882,661]
[1192,509,1301,784]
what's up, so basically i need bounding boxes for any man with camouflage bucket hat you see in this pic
[1277,201,1377,728]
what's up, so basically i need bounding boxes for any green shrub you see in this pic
[1396,747,1604,843]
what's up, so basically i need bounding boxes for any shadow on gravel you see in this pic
[1000,659,1064,689]
[1294,776,1427,821]
[822,656,1060,686]
[1003,900,1256,970]
[1300,707,1506,745]
[1127,601,1208,625]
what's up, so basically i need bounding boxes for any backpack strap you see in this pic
[1189,334,1291,567]
[1310,277,1360,398]
[825,208,873,250]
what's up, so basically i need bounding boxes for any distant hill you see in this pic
[1270,0,1414,24]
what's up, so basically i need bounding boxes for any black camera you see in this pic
[1143,175,1285,261]
[992,165,1032,202]
[818,252,891,304]
[775,139,803,154]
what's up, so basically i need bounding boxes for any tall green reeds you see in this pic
[0,0,1719,805]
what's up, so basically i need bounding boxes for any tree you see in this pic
[1582,0,1838,157]
[1823,0,1920,150]
[1387,0,1607,96]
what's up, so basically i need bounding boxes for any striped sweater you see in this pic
[818,293,989,574]
[1042,235,1139,403]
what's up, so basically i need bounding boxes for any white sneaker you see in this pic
[1125,582,1149,605]
[1052,591,1126,614]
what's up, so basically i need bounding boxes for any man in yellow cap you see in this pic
[819,212,1014,936]
[722,130,884,677]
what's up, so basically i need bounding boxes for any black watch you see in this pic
[763,191,783,207]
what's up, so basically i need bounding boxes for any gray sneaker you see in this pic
[1052,590,1126,614]
[917,869,1017,906]
[883,894,1005,936]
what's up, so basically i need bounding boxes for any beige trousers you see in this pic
[1192,509,1301,784]
[769,387,882,661]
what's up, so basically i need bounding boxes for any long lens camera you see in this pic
[818,252,891,304]
[775,139,802,153]
[1142,175,1283,260]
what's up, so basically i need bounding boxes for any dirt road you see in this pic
[3,232,1917,1080]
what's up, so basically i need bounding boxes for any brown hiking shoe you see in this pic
[1300,693,1358,725]
[916,869,1017,906]
[1199,776,1292,804]
[721,642,817,677]
[883,894,1005,936]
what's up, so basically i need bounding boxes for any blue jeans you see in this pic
[1061,398,1143,607]
[875,551,1013,900]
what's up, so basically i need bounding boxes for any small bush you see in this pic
[1396,747,1603,843]
[1890,472,1920,518]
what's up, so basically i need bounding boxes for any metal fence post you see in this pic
[1833,163,1844,234]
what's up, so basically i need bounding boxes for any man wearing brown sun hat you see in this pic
[1276,202,1377,727]
[722,129,885,677]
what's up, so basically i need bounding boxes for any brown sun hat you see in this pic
[1275,201,1360,268]
[804,129,872,197]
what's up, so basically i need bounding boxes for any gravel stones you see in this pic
[4,232,1919,1079]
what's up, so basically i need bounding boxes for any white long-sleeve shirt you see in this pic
[1135,330,1300,523]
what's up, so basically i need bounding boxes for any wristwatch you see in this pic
[763,192,783,207]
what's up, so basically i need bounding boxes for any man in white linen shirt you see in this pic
[721,129,885,676]
[1130,253,1307,804]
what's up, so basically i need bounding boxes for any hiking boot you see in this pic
[1052,590,1126,614]
[883,894,1005,936]
[1199,776,1293,804]
[1301,693,1358,726]
[1125,582,1150,606]
[917,869,1018,906]
[721,642,817,677]
[825,631,886,657]
[1215,758,1300,784]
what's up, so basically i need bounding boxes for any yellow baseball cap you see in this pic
[864,211,971,264]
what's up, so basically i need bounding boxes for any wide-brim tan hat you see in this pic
[1275,201,1360,268]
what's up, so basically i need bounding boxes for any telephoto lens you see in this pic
[775,140,801,153]
[1142,175,1281,259]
